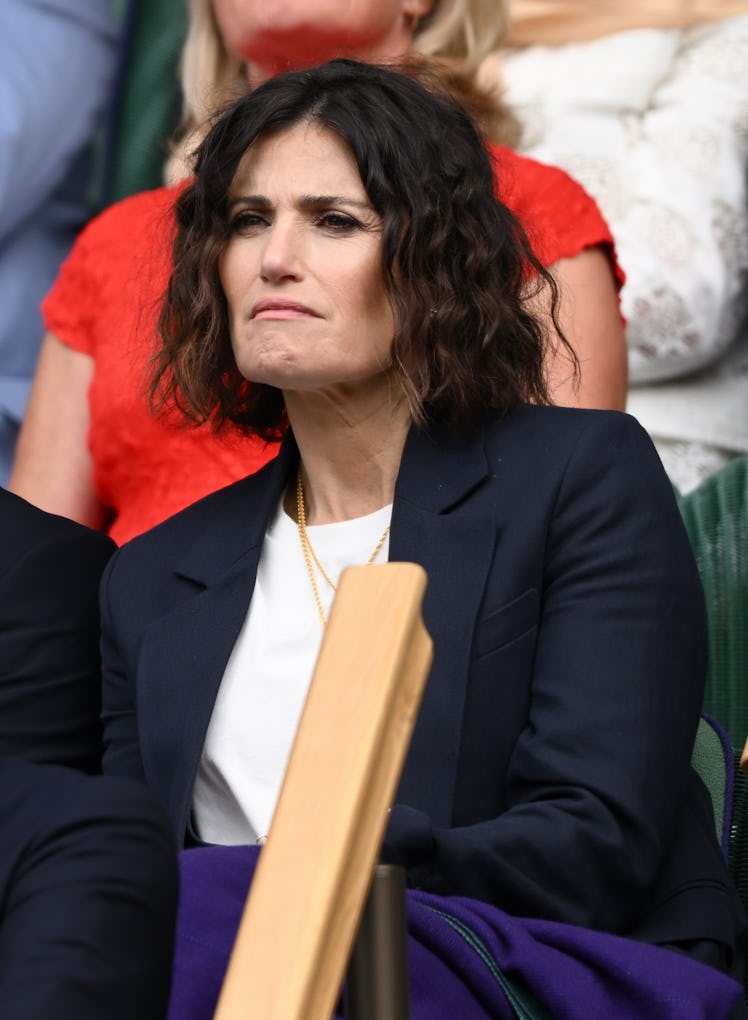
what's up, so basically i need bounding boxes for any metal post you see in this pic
[343,863,411,1020]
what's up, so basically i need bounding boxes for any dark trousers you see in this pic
[0,759,178,1019]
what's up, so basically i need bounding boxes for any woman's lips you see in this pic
[251,300,321,320]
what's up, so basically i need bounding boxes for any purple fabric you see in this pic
[168,845,740,1020]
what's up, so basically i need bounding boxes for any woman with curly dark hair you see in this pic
[101,60,744,1019]
[151,59,564,434]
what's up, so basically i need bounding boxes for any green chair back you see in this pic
[678,456,748,1002]
[691,714,732,856]
[677,455,748,751]
[730,769,748,910]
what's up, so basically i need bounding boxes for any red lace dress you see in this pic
[42,145,623,545]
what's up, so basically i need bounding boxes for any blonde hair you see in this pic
[167,0,515,181]
[416,0,510,75]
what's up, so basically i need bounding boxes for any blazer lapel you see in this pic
[390,424,496,826]
[139,553,260,841]
[137,435,300,842]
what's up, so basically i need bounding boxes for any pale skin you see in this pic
[220,122,411,523]
[8,0,627,529]
[533,246,628,410]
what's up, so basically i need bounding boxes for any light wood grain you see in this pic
[213,561,433,1020]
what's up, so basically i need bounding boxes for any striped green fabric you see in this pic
[677,455,748,751]
[108,0,187,201]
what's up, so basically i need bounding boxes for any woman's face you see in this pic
[211,0,434,77]
[219,121,396,402]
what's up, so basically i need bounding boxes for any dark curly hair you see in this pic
[152,58,574,436]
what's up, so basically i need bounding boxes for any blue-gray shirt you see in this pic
[0,0,119,471]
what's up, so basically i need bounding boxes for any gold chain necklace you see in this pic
[296,466,390,627]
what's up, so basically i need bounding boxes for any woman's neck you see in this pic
[283,387,412,525]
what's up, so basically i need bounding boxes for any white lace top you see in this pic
[497,15,748,487]
[501,17,748,385]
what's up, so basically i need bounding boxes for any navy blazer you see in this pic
[99,405,744,955]
[0,487,115,772]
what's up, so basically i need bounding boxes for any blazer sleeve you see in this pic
[0,514,115,773]
[384,412,709,934]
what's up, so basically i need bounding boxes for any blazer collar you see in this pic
[394,421,491,515]
[169,418,490,591]
[170,432,300,588]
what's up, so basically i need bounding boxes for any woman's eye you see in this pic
[315,212,360,232]
[229,210,267,233]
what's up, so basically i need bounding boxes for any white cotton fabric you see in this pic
[192,497,392,845]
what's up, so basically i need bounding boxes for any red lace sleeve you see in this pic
[490,144,625,293]
[41,186,182,357]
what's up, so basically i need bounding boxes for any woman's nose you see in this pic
[259,220,302,283]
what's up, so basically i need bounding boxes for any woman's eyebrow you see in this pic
[297,194,373,211]
[227,193,374,213]
[226,194,271,212]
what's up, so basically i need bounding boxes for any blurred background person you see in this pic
[496,0,748,492]
[0,0,120,482]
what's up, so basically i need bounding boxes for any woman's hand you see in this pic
[9,332,108,532]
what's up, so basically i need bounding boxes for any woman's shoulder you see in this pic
[484,404,673,503]
[78,181,187,249]
[99,458,283,633]
[490,145,595,208]
[46,182,185,292]
[111,450,284,560]
[491,403,652,452]
[0,488,115,572]
[416,407,660,499]
[42,181,188,352]
[489,144,620,274]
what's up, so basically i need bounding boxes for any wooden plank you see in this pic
[213,561,433,1020]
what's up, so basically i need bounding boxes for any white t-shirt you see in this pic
[192,497,392,845]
